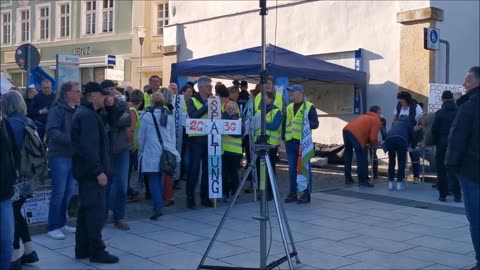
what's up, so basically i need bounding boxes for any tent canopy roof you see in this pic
[171,44,366,86]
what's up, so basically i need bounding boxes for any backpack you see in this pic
[10,117,49,179]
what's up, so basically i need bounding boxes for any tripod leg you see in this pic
[265,153,295,269]
[259,155,268,269]
[197,154,258,270]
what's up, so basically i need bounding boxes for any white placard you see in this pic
[185,119,242,135]
[428,83,465,112]
[104,69,125,81]
[21,190,51,224]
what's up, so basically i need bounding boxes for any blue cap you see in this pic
[287,84,304,93]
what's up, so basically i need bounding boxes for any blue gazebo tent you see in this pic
[171,44,367,112]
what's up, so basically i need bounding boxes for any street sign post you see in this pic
[424,27,440,51]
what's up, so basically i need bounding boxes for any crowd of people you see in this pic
[0,66,478,269]
[0,74,321,268]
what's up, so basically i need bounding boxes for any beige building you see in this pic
[130,0,174,90]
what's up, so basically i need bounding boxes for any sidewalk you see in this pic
[24,182,475,270]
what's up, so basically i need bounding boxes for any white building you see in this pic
[163,0,479,144]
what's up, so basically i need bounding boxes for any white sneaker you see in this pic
[63,226,76,234]
[396,182,406,191]
[388,181,395,191]
[48,229,65,240]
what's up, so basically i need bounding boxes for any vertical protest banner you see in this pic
[172,94,185,181]
[208,96,223,201]
[428,83,465,112]
[56,55,80,87]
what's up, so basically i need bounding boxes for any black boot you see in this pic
[89,251,119,264]
[20,251,39,264]
[297,191,311,204]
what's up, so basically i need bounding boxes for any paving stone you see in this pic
[227,236,291,256]
[421,264,456,269]
[361,208,413,220]
[22,253,92,270]
[337,262,388,269]
[393,207,453,219]
[145,229,206,245]
[106,233,181,258]
[406,236,474,254]
[306,217,365,231]
[347,250,433,269]
[403,215,468,230]
[396,223,473,243]
[122,220,169,235]
[150,249,232,269]
[398,247,475,268]
[312,193,364,203]
[56,245,128,259]
[188,226,255,242]
[176,239,250,259]
[342,235,417,253]
[345,215,411,229]
[308,207,363,220]
[32,234,76,250]
[219,251,273,268]
[86,254,167,269]
[287,247,359,269]
[297,237,369,257]
[351,226,422,241]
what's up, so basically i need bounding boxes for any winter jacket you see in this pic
[343,112,381,148]
[71,101,110,181]
[446,87,480,181]
[431,100,457,147]
[46,102,77,157]
[137,106,180,173]
[0,117,19,200]
[386,118,417,148]
[27,92,55,124]
[101,99,132,154]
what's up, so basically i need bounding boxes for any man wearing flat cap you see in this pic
[431,90,461,202]
[71,82,119,264]
[284,85,319,204]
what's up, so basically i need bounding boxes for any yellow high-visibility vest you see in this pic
[222,122,243,154]
[254,107,281,146]
[285,101,313,141]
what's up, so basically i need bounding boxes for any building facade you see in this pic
[163,0,479,144]
[130,0,170,90]
[0,0,132,89]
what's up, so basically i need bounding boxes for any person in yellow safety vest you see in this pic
[284,85,319,204]
[254,91,282,201]
[127,90,144,202]
[186,77,214,209]
[142,75,162,110]
[221,102,244,203]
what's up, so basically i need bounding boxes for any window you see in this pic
[38,6,50,40]
[1,11,11,45]
[156,3,168,36]
[101,0,113,33]
[85,1,96,35]
[58,3,70,38]
[18,9,30,43]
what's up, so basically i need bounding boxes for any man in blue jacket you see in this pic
[71,82,118,264]
[446,66,480,270]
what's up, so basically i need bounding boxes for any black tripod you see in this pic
[197,1,300,269]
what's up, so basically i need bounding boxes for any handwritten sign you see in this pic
[186,119,241,135]
[21,190,51,224]
[428,84,465,113]
[173,95,185,180]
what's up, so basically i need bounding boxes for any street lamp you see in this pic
[136,26,146,89]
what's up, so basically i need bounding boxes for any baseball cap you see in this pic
[441,90,454,100]
[287,84,304,93]
[84,82,110,95]
[28,84,35,89]
[100,80,117,89]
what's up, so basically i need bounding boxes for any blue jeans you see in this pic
[0,199,14,270]
[385,136,408,182]
[410,150,420,178]
[147,172,164,211]
[285,140,312,193]
[107,151,130,222]
[343,130,368,182]
[459,176,480,266]
[48,157,76,231]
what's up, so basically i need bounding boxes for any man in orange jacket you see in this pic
[343,106,382,187]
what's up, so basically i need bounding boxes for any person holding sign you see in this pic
[186,77,214,209]
[284,85,319,204]
[222,102,244,203]
[254,91,282,201]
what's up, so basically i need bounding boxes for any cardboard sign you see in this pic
[208,96,222,199]
[21,190,51,224]
[186,119,241,135]
[428,84,465,113]
[173,95,185,180]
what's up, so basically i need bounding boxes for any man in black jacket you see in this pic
[71,82,118,264]
[0,116,19,270]
[446,66,480,270]
[431,90,460,202]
